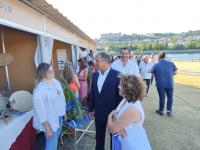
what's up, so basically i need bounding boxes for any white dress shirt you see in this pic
[111,59,140,77]
[139,62,152,79]
[32,79,66,132]
[97,67,110,93]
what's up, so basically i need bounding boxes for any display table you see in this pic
[0,110,36,150]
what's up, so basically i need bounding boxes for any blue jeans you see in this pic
[45,129,59,150]
[157,87,174,112]
[44,116,63,150]
[57,116,63,138]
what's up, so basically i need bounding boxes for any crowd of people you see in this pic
[32,48,177,150]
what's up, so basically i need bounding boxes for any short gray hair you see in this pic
[97,52,111,64]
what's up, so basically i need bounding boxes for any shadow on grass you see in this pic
[143,82,200,150]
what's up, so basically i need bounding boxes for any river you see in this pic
[168,53,200,61]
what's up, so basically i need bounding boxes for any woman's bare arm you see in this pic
[74,74,80,89]
[107,107,140,134]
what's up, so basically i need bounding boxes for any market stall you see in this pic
[0,0,96,149]
[0,25,37,92]
[0,111,34,150]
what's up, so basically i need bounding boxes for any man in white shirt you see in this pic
[139,56,152,96]
[129,50,137,62]
[78,48,89,64]
[79,48,88,58]
[111,48,140,77]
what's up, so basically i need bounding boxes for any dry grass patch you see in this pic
[174,61,200,88]
[174,61,200,72]
[174,74,200,88]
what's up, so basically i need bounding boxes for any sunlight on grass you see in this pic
[174,74,200,88]
[174,61,200,88]
[175,61,200,71]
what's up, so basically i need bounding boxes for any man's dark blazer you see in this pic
[88,68,122,123]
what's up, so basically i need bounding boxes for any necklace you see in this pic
[42,79,61,95]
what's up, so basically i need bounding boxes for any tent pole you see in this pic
[1,26,11,92]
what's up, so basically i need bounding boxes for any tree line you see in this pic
[96,30,200,53]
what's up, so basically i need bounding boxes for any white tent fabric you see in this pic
[75,45,81,60]
[75,45,82,73]
[71,45,78,70]
[34,35,54,67]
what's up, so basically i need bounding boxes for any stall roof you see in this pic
[18,0,96,46]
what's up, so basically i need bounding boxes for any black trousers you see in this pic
[151,76,154,84]
[95,119,112,150]
[144,79,151,94]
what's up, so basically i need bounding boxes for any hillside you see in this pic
[95,31,200,54]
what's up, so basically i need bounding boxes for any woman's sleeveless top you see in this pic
[115,99,151,150]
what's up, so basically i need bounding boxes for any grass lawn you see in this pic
[174,74,200,88]
[174,61,200,88]
[174,61,200,72]
[59,82,200,150]
[143,83,200,150]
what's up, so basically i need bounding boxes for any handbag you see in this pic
[112,134,122,150]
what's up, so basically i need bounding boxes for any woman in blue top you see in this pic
[107,74,151,150]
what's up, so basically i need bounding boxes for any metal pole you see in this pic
[1,27,11,91]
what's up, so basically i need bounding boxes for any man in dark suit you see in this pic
[88,52,122,150]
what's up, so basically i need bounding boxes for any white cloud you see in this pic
[47,0,200,39]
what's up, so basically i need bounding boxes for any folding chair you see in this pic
[61,101,95,149]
